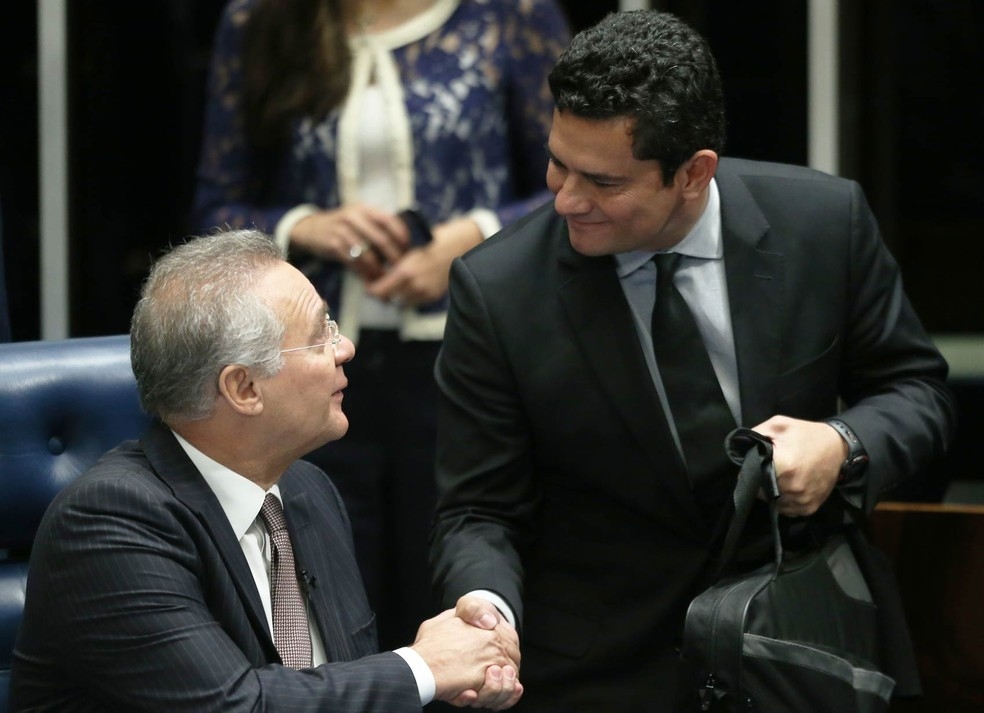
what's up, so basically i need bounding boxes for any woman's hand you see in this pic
[291,204,410,280]
[366,216,483,306]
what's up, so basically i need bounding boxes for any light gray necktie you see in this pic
[259,493,313,669]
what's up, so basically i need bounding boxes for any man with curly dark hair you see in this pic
[430,10,954,711]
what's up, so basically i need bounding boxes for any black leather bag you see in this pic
[678,428,895,712]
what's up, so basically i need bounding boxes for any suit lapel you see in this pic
[716,162,785,427]
[141,423,277,660]
[555,231,704,528]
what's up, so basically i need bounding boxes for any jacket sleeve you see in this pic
[430,256,535,626]
[833,180,956,510]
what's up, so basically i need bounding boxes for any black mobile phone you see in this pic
[398,208,433,247]
[397,208,445,313]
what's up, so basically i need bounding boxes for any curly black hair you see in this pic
[548,10,726,185]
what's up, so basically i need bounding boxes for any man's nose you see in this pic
[335,334,356,364]
[553,176,591,216]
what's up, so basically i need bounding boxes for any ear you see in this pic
[217,363,264,417]
[678,150,718,200]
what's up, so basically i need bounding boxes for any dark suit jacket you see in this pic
[10,422,420,712]
[430,158,956,711]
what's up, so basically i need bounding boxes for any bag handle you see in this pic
[713,427,783,580]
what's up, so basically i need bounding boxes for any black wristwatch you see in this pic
[824,418,870,483]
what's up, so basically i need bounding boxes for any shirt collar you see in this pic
[171,430,281,540]
[615,177,722,278]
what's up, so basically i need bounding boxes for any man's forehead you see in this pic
[255,263,321,318]
[549,115,657,176]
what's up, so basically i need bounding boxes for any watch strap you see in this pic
[824,417,870,482]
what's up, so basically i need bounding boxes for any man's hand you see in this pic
[410,600,522,710]
[752,415,846,517]
[447,595,522,709]
[455,594,508,632]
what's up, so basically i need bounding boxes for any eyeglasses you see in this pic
[279,314,341,355]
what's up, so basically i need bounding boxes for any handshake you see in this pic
[410,595,523,710]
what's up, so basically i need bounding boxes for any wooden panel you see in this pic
[868,502,984,712]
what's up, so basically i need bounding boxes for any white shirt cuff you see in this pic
[467,589,517,628]
[394,646,436,705]
[274,204,320,253]
[467,208,502,240]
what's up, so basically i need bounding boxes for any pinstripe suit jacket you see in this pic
[10,422,421,712]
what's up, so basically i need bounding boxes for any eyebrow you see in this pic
[546,145,627,184]
[312,302,329,340]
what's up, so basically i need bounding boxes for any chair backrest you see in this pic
[0,199,10,343]
[0,335,151,709]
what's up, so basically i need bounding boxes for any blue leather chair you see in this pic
[0,335,151,709]
[0,197,10,343]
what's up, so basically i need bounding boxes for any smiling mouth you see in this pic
[567,218,605,228]
[566,221,609,239]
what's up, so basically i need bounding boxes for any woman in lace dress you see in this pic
[192,0,569,650]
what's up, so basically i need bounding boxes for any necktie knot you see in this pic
[653,253,683,298]
[260,493,288,535]
[653,251,682,275]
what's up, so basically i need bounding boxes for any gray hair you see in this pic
[130,228,288,423]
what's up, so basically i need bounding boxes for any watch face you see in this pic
[842,453,870,482]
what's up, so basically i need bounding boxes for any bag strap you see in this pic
[713,427,783,580]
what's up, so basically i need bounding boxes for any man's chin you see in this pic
[317,416,349,449]
[567,225,613,257]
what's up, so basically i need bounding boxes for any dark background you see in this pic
[1,0,981,340]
